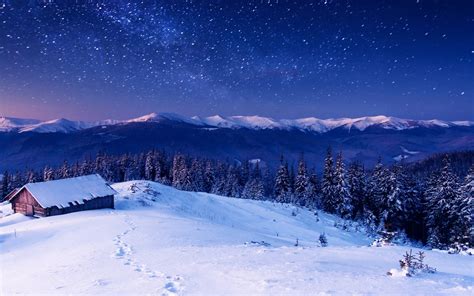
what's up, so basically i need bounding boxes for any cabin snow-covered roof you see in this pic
[17,174,116,209]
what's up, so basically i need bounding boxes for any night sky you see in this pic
[0,0,472,121]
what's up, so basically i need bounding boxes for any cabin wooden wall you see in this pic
[11,190,114,217]
[10,189,46,216]
[46,195,114,216]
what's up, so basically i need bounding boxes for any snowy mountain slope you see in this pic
[1,113,472,134]
[0,116,41,132]
[0,116,120,133]
[1,181,473,295]
[19,118,99,133]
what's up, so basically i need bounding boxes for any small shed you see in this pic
[7,174,116,217]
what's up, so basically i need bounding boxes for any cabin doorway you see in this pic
[26,204,34,216]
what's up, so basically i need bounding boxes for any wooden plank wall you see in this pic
[11,189,114,217]
[11,189,46,216]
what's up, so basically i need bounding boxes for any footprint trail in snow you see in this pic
[111,213,184,294]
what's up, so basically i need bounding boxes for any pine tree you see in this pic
[203,161,215,193]
[334,152,353,219]
[172,153,188,190]
[117,154,130,182]
[10,171,24,190]
[426,156,461,248]
[189,158,205,192]
[451,166,474,247]
[1,171,10,200]
[79,159,93,176]
[322,147,337,213]
[368,158,391,224]
[26,170,38,183]
[211,162,227,195]
[294,155,310,206]
[381,165,407,231]
[347,162,366,219]
[401,172,424,239]
[307,168,321,208]
[144,150,156,181]
[240,159,250,189]
[43,166,55,181]
[153,152,164,182]
[59,161,71,179]
[242,162,264,200]
[224,166,242,198]
[274,156,291,203]
[95,152,106,177]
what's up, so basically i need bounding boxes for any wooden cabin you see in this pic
[7,174,116,217]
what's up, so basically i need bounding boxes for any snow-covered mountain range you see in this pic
[1,112,472,133]
[1,112,472,171]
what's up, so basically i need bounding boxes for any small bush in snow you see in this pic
[387,249,436,277]
[448,242,473,255]
[371,230,396,247]
[319,233,328,247]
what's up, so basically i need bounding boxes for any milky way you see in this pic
[0,0,472,120]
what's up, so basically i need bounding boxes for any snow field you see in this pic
[0,181,472,295]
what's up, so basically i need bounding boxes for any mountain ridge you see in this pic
[1,112,472,134]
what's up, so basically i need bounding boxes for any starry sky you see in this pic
[0,0,473,121]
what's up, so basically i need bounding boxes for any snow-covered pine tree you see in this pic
[126,155,141,181]
[189,158,205,192]
[95,152,106,177]
[43,166,54,181]
[334,152,353,219]
[1,171,10,200]
[102,155,117,182]
[347,161,366,219]
[144,150,156,181]
[321,147,337,213]
[203,160,215,193]
[10,171,24,190]
[79,158,93,177]
[181,166,193,191]
[274,156,291,203]
[367,158,391,224]
[59,161,71,179]
[401,172,424,239]
[211,162,227,195]
[26,170,38,183]
[426,156,461,248]
[450,165,473,248]
[261,165,274,199]
[289,164,295,199]
[240,159,250,190]
[307,168,321,208]
[294,154,310,206]
[242,162,265,200]
[381,164,407,232]
[152,153,163,183]
[224,166,242,198]
[116,154,129,182]
[172,153,187,189]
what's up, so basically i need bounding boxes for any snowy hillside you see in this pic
[1,181,473,295]
[1,113,472,134]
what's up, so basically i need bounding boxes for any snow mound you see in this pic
[112,181,367,247]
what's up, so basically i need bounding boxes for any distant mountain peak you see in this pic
[0,113,472,134]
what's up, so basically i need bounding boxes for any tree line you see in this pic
[1,148,472,250]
